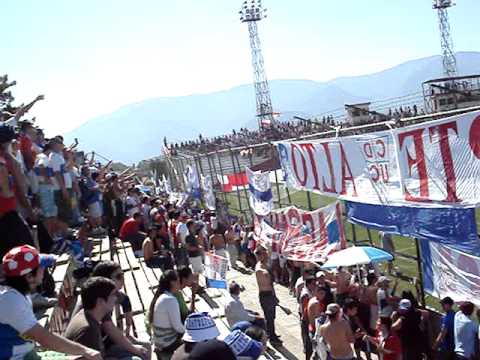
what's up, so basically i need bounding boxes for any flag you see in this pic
[217,172,249,192]
[277,202,346,262]
[246,167,273,216]
[201,174,216,211]
[420,241,480,306]
[184,165,201,199]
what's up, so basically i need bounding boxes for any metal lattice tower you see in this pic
[433,0,457,77]
[239,0,274,129]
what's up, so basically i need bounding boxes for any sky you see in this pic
[2,0,479,135]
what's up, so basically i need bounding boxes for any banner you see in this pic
[265,202,346,262]
[345,201,480,255]
[162,174,171,194]
[168,192,188,207]
[246,167,273,216]
[201,175,216,211]
[184,165,201,199]
[204,252,228,289]
[421,241,480,306]
[277,110,480,207]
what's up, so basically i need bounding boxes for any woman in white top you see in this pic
[150,270,184,356]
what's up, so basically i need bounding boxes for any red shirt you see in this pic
[379,333,402,360]
[19,134,35,171]
[0,155,17,216]
[119,218,140,239]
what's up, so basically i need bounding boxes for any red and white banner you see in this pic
[277,110,480,207]
[255,202,346,262]
[217,172,248,192]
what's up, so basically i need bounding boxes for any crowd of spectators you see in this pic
[166,103,428,156]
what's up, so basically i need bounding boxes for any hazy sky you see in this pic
[2,0,479,135]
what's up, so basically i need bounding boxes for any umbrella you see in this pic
[321,246,393,269]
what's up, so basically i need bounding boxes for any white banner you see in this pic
[277,110,480,207]
[201,175,216,211]
[184,165,201,198]
[204,252,228,289]
[425,242,480,306]
[246,167,273,216]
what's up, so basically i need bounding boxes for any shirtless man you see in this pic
[307,286,328,333]
[320,303,355,360]
[255,246,282,345]
[335,267,352,306]
[210,232,228,259]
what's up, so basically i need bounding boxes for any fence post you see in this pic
[351,223,357,245]
[367,228,374,245]
[414,237,427,307]
[215,151,229,206]
[229,148,243,215]
[235,150,254,222]
[306,191,313,211]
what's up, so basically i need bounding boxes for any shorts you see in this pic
[54,190,72,223]
[38,185,57,218]
[189,256,204,274]
[88,201,103,218]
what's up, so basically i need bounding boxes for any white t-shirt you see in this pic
[0,286,37,359]
[34,153,51,185]
[49,152,65,190]
[176,222,189,245]
[377,288,393,317]
[125,196,139,217]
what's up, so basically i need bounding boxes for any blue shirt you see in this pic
[454,311,479,358]
[440,310,455,351]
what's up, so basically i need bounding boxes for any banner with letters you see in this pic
[421,241,480,306]
[277,110,480,207]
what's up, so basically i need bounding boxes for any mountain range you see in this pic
[65,51,480,164]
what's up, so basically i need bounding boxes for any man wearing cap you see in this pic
[319,303,355,360]
[49,137,73,226]
[171,312,220,360]
[0,245,102,359]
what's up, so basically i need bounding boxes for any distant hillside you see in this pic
[65,52,480,163]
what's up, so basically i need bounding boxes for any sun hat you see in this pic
[2,245,57,277]
[182,312,220,343]
[223,329,263,359]
[398,299,412,311]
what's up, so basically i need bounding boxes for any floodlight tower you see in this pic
[239,0,274,130]
[433,0,457,77]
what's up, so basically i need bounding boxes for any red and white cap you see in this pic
[2,245,57,277]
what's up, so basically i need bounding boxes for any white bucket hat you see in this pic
[182,312,220,343]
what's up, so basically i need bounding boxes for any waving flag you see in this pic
[184,165,201,199]
[246,167,273,216]
[201,174,216,211]
[275,202,346,262]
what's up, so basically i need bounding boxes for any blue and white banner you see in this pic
[201,175,216,211]
[204,252,228,289]
[184,165,201,199]
[420,241,480,306]
[345,201,480,255]
[246,167,273,216]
